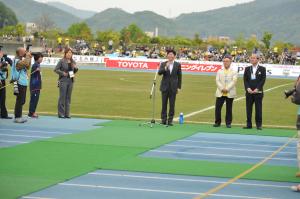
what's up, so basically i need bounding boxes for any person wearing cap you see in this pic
[0,46,13,119]
[28,53,43,118]
[214,55,237,128]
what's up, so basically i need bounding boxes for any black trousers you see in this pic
[161,89,177,124]
[296,115,300,130]
[215,96,234,125]
[246,93,263,128]
[0,80,8,118]
[29,90,40,115]
[14,84,27,118]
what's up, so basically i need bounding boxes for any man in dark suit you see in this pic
[243,54,266,130]
[158,50,182,126]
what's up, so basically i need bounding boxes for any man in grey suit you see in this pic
[158,50,182,126]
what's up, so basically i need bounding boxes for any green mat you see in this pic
[0,120,299,199]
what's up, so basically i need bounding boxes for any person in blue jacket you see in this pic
[11,47,31,123]
[28,53,43,118]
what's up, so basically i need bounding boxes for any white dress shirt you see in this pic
[168,62,174,73]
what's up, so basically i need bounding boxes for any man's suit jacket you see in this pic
[158,61,182,93]
[215,68,238,98]
[243,65,266,92]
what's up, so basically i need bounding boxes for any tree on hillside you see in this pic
[120,24,149,44]
[0,2,18,28]
[96,30,120,44]
[193,33,203,46]
[262,31,273,49]
[67,22,93,41]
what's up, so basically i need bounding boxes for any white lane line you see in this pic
[0,133,51,139]
[0,129,70,135]
[178,140,295,149]
[150,150,296,161]
[88,172,292,189]
[165,144,295,155]
[22,196,56,199]
[59,183,273,199]
[180,83,291,120]
[0,140,28,144]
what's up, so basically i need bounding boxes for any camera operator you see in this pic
[54,48,78,119]
[0,46,13,119]
[284,76,300,192]
[11,47,31,123]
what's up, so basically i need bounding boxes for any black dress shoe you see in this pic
[167,123,173,126]
[1,116,12,119]
[160,122,167,125]
[257,127,262,130]
[226,124,232,128]
[65,116,71,119]
[213,124,220,127]
[58,116,65,119]
[243,126,252,129]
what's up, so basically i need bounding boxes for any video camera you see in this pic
[0,46,8,72]
[26,44,41,56]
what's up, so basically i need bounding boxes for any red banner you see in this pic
[105,58,222,73]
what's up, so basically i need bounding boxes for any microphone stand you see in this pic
[140,63,162,128]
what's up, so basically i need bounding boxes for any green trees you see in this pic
[0,19,296,55]
[120,24,149,44]
[67,22,93,41]
[96,30,120,44]
[0,23,25,37]
[0,2,18,28]
[262,32,273,50]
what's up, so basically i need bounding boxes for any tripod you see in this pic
[140,65,162,128]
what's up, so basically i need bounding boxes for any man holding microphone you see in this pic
[158,50,182,126]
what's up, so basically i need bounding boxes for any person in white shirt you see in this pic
[214,55,237,128]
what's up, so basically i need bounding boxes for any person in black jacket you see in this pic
[0,47,12,119]
[243,54,266,130]
[158,50,182,126]
[28,53,43,118]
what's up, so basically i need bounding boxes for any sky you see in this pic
[37,0,254,18]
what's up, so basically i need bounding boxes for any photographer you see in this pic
[0,47,12,119]
[54,48,78,119]
[11,47,31,123]
[28,53,43,118]
[284,76,300,192]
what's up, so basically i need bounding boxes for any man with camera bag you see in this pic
[11,47,31,123]
[0,46,12,119]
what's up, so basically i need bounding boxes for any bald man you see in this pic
[11,47,31,123]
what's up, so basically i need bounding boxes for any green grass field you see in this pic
[5,68,297,127]
[1,67,300,199]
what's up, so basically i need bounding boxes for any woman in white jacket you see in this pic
[214,55,237,128]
